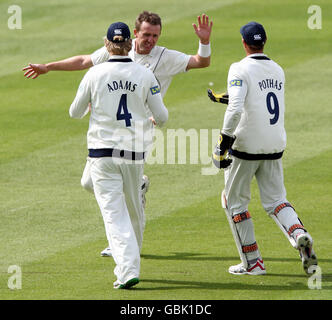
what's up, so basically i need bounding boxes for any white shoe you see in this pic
[229,259,266,275]
[100,247,112,257]
[141,175,150,209]
[296,233,318,274]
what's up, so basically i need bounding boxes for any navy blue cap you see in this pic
[107,22,131,43]
[240,21,266,45]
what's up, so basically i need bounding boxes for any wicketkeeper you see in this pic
[209,21,318,275]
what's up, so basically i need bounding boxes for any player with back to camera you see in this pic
[209,21,318,275]
[23,11,212,258]
[69,22,168,289]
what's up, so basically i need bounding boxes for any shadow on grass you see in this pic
[136,278,332,291]
[137,273,332,291]
[141,252,332,264]
[139,252,332,291]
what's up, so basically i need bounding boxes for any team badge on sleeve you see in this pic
[229,79,243,87]
[150,85,160,95]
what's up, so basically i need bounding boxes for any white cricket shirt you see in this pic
[90,39,191,97]
[69,56,168,154]
[222,53,286,156]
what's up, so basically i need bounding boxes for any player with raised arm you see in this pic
[69,22,168,289]
[23,11,213,258]
[22,12,212,90]
[211,22,317,275]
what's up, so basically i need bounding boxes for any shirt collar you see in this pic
[247,53,270,60]
[108,55,130,60]
[247,53,267,58]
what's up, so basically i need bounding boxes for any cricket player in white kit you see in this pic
[69,22,168,289]
[211,22,318,275]
[23,11,212,258]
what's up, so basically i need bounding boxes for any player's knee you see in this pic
[264,201,297,220]
[262,200,287,216]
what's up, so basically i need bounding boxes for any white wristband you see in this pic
[198,42,211,58]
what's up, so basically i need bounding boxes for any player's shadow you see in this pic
[139,252,332,291]
[141,252,332,264]
[141,252,222,261]
[136,278,332,291]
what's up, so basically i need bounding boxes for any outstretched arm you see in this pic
[69,71,91,119]
[22,55,93,79]
[187,14,213,70]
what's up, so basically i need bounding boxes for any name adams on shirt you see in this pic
[107,80,137,93]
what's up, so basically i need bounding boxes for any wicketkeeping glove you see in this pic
[212,133,235,169]
[207,89,229,104]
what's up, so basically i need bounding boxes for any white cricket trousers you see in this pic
[90,157,145,284]
[223,156,304,263]
[81,158,94,193]
[224,156,288,215]
[224,156,285,263]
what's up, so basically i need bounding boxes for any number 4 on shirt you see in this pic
[117,94,132,127]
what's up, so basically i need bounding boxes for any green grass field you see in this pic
[1,0,332,301]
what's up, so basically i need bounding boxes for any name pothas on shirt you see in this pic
[258,78,283,91]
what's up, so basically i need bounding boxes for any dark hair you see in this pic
[247,43,265,52]
[135,11,162,31]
